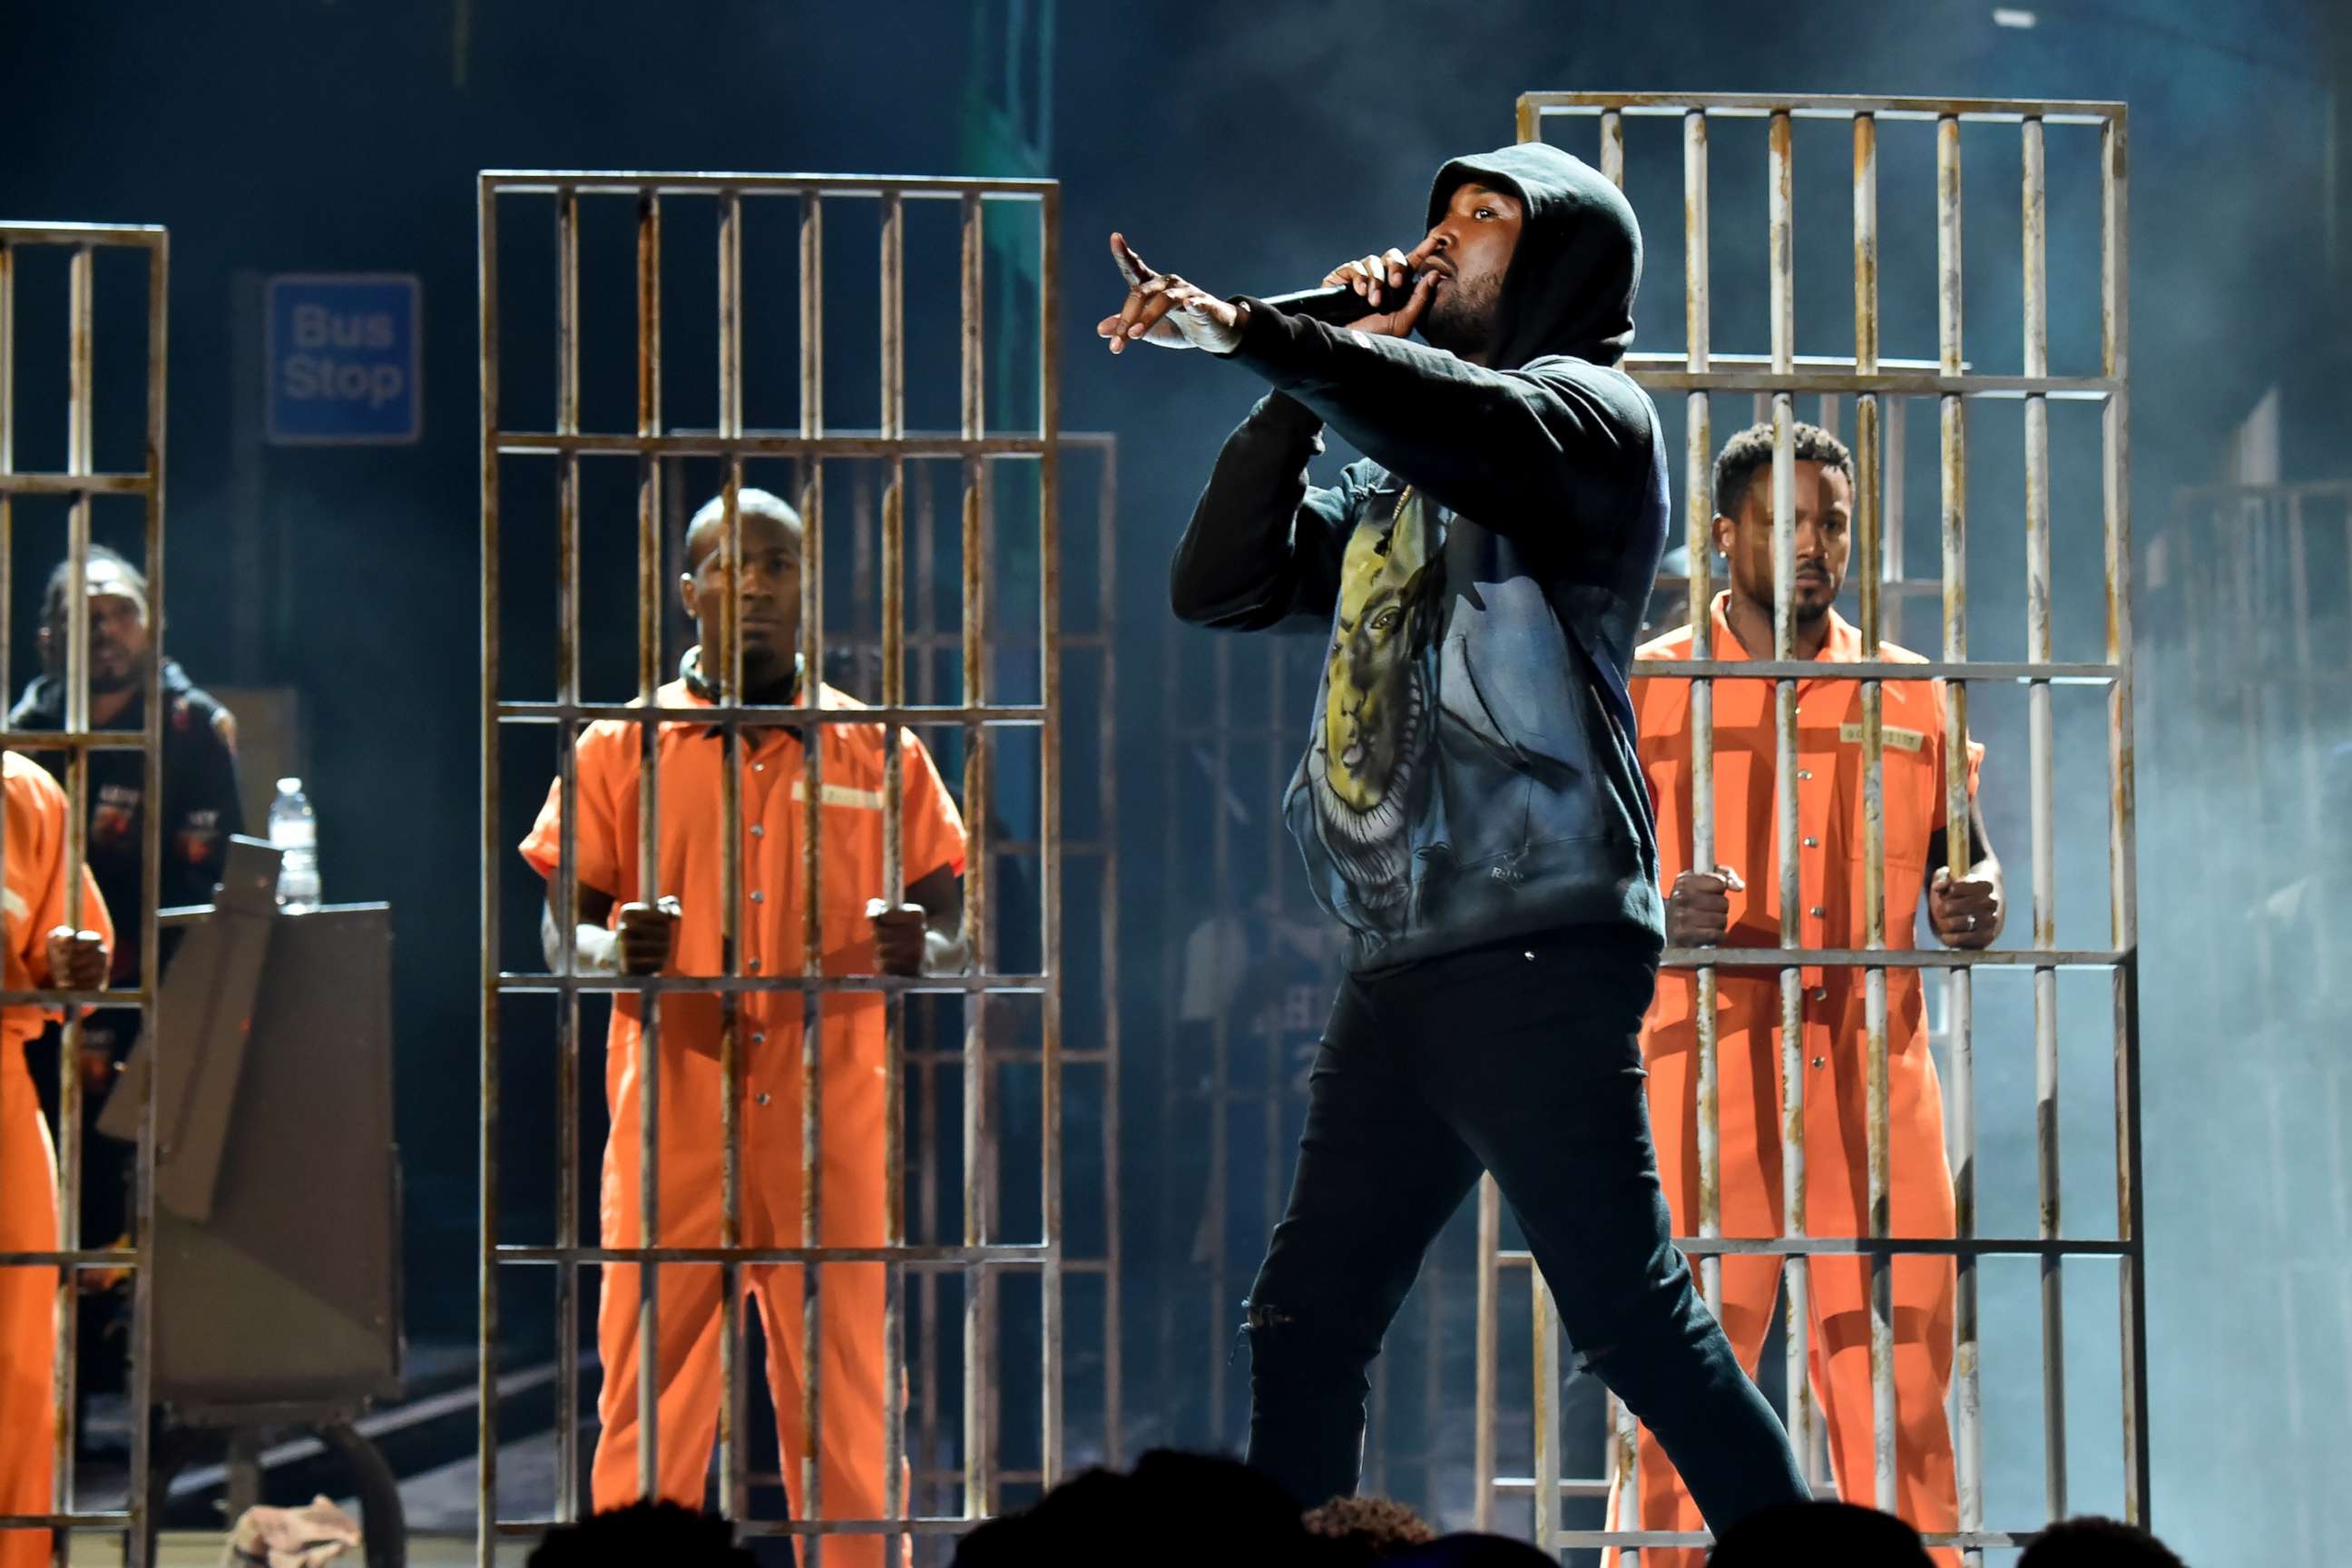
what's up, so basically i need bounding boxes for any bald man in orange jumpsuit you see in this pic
[1616,423,2000,1567]
[524,489,965,1564]
[0,751,113,1568]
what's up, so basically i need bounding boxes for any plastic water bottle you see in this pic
[270,777,321,911]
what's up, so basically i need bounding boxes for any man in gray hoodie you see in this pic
[1102,142,1810,1531]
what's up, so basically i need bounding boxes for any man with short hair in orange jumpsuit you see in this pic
[524,488,966,1563]
[0,751,113,1568]
[1618,422,2001,1567]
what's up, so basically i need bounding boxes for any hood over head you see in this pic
[1425,142,1642,369]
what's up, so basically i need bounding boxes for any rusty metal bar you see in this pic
[714,188,748,1522]
[2101,110,2152,1527]
[1768,109,1816,1481]
[1532,1275,1561,1555]
[475,173,504,1568]
[632,187,666,1503]
[1685,106,1722,1342]
[1854,104,1900,1525]
[1931,125,1990,1536]
[1037,183,1066,1490]
[50,246,95,1557]
[1473,1175,1500,1533]
[1094,439,1124,1468]
[1600,106,1625,187]
[958,183,996,1524]
[551,183,584,1524]
[1519,90,2127,124]
[878,182,908,1564]
[484,172,1056,198]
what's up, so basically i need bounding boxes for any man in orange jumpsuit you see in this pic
[1621,422,2001,1566]
[0,751,113,1568]
[523,488,966,1562]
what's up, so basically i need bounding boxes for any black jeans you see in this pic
[1241,929,1809,1531]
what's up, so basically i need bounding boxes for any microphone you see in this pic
[1258,270,1426,326]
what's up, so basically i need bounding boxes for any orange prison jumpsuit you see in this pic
[522,677,965,1562]
[1616,597,1978,1567]
[0,752,113,1568]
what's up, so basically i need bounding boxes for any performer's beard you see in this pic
[1308,663,1430,925]
[1422,271,1501,360]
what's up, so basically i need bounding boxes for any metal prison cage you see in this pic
[0,221,169,1565]
[1475,92,2144,1559]
[478,172,1100,1562]
[1152,92,2141,1559]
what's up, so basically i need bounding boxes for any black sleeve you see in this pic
[1169,390,1362,632]
[172,701,245,902]
[1221,300,1652,543]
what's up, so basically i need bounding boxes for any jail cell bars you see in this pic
[478,172,1066,1563]
[2146,481,2352,1564]
[0,221,168,1568]
[826,435,1122,1513]
[1480,93,2143,1560]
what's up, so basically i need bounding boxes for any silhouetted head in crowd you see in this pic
[1302,1494,1439,1562]
[2017,1515,2188,1567]
[525,1501,755,1567]
[1706,1500,1935,1565]
[950,1450,1312,1566]
[1380,1534,1555,1567]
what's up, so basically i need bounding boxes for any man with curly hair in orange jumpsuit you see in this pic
[1619,422,2000,1566]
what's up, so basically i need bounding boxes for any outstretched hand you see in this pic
[1097,233,1246,356]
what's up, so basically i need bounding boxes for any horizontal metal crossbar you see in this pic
[481,170,1055,198]
[0,221,168,247]
[1660,946,2123,969]
[496,1243,1051,1265]
[494,431,1053,459]
[0,1250,140,1268]
[1630,368,2113,399]
[1633,660,2114,682]
[0,472,152,496]
[1496,1236,2132,1261]
[1523,90,2125,123]
[494,972,1049,995]
[495,701,1047,726]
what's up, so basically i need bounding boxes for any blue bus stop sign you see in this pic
[264,274,422,446]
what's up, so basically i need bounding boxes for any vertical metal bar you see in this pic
[798,186,830,1555]
[1096,441,1124,1468]
[1938,108,2010,1528]
[52,247,95,1558]
[1205,633,1232,1438]
[1886,397,1908,648]
[551,184,584,1524]
[1532,1275,1561,1557]
[714,191,747,1524]
[877,186,908,1563]
[1854,105,1900,1525]
[633,189,666,1504]
[2023,110,2065,1544]
[475,174,504,1568]
[1038,185,1066,1489]
[1472,1175,1499,1534]
[2102,110,2151,1527]
[0,238,11,720]
[122,225,168,1568]
[957,191,995,1524]
[1768,108,1813,1476]
[1600,107,1625,189]
[1685,106,1723,1323]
